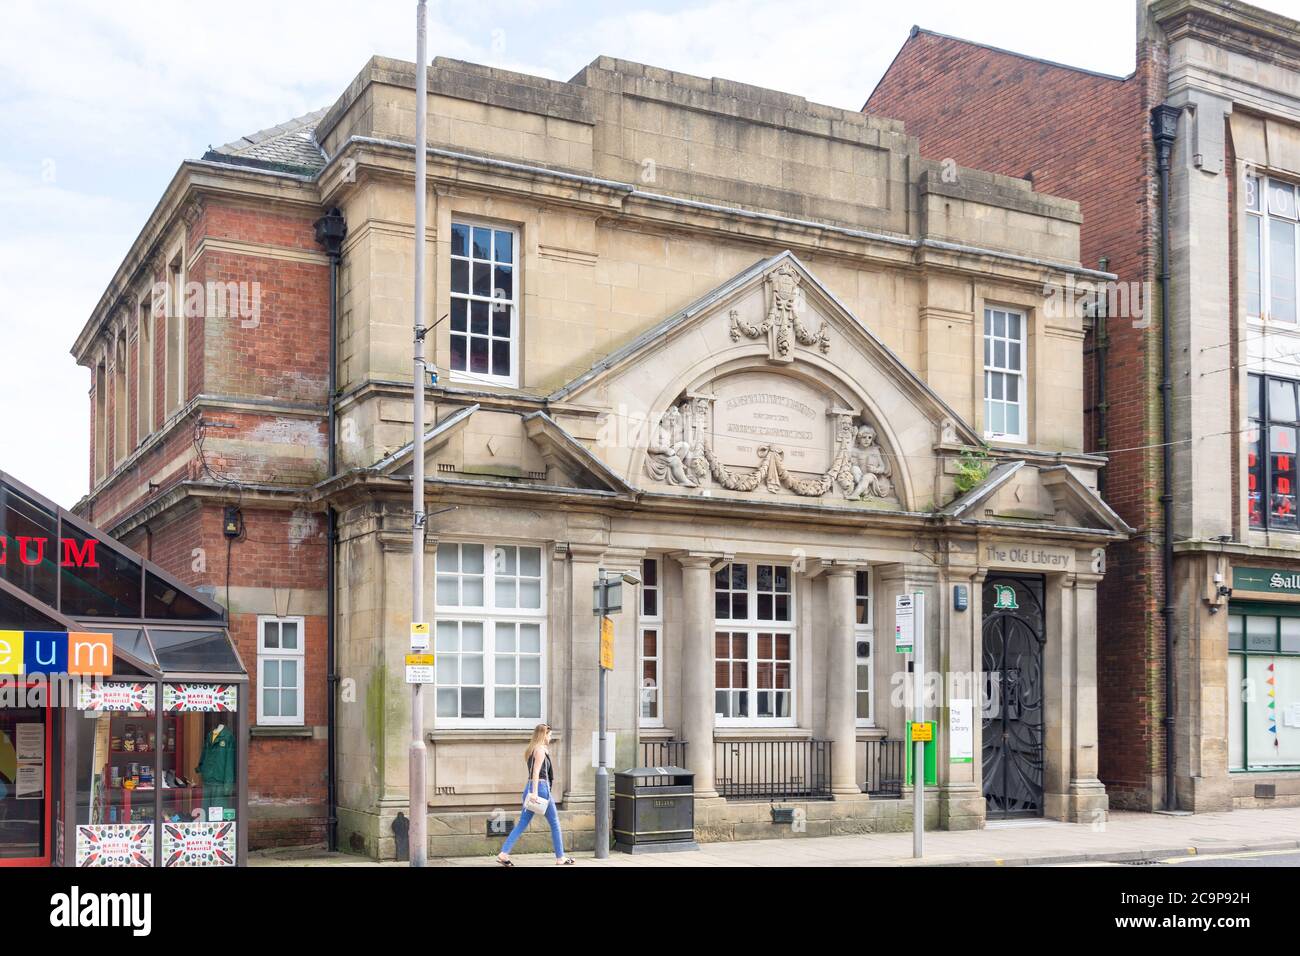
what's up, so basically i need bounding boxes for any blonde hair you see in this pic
[524,724,550,762]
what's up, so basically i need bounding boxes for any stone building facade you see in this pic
[74,52,1124,857]
[869,0,1300,813]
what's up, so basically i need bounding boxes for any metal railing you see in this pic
[861,739,904,798]
[714,739,833,800]
[640,739,688,769]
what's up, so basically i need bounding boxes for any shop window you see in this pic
[984,306,1027,442]
[1245,174,1300,322]
[434,541,545,727]
[855,569,874,726]
[144,568,224,621]
[257,617,304,726]
[0,482,58,608]
[148,629,243,673]
[640,558,662,728]
[1247,374,1300,530]
[713,562,796,727]
[449,221,518,386]
[0,690,52,863]
[59,527,143,619]
[1228,609,1300,771]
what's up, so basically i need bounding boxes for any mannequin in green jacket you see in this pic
[196,722,235,813]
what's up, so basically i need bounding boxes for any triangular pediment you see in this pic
[942,461,1130,534]
[381,404,631,495]
[549,251,982,511]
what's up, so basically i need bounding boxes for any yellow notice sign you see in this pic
[910,722,933,743]
[405,653,435,684]
[599,617,614,670]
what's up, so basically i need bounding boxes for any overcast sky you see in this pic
[4,0,1298,509]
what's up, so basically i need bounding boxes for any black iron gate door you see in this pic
[981,575,1046,818]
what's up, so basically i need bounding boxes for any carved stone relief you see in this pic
[645,391,895,503]
[729,262,830,361]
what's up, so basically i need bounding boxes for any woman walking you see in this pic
[497,724,574,866]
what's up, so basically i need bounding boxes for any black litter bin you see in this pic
[613,766,698,854]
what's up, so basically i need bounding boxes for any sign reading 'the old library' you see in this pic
[983,543,1074,571]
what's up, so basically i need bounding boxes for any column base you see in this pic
[1045,779,1109,824]
[832,785,870,800]
[939,783,985,830]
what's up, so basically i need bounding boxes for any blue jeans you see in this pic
[500,781,565,857]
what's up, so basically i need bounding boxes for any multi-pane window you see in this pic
[714,562,795,726]
[1229,610,1300,769]
[855,569,873,725]
[1245,175,1299,322]
[257,616,304,726]
[450,221,517,385]
[984,306,1027,442]
[640,558,662,726]
[1248,374,1299,530]
[434,541,545,726]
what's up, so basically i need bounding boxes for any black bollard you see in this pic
[392,811,410,862]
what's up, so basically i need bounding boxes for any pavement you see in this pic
[249,806,1300,867]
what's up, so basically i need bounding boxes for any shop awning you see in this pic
[0,470,243,680]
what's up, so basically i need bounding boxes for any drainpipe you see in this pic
[315,207,347,850]
[1091,256,1111,497]
[1151,104,1180,812]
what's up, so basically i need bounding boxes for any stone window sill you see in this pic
[251,725,313,738]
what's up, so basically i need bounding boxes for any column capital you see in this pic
[670,550,725,569]
[821,562,859,578]
[557,542,607,562]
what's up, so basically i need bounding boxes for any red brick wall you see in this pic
[82,193,334,847]
[866,29,1168,807]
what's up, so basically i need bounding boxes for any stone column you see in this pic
[1069,572,1109,821]
[561,545,605,807]
[677,553,720,799]
[939,563,984,830]
[824,565,862,796]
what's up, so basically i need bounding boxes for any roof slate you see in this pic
[203,107,329,174]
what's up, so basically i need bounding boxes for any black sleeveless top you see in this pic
[527,750,554,786]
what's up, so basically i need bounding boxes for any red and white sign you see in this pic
[78,681,156,713]
[163,683,237,712]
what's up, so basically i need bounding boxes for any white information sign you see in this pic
[895,594,914,654]
[949,699,974,764]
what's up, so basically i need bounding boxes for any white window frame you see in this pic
[854,568,874,727]
[639,557,664,729]
[448,220,519,388]
[983,306,1027,443]
[433,540,546,729]
[714,561,797,728]
[257,615,305,727]
[1246,173,1300,324]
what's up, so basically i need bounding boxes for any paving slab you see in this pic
[248,806,1300,867]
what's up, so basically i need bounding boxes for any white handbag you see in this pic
[523,789,549,814]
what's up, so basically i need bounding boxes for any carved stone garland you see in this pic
[729,262,830,360]
[645,396,895,502]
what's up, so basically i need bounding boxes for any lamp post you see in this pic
[593,568,640,859]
